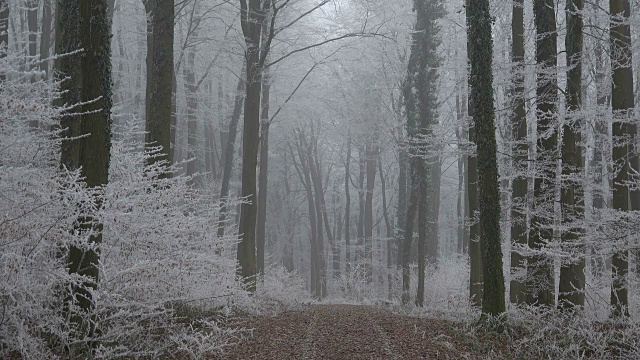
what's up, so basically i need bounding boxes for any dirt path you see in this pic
[219,304,501,359]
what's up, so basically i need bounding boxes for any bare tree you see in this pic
[144,0,174,170]
[467,0,506,317]
[609,0,634,318]
[558,0,585,310]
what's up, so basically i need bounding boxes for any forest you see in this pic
[2,0,640,358]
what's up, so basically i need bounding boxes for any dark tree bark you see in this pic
[416,171,427,307]
[0,0,9,83]
[396,120,408,268]
[509,0,528,305]
[467,0,506,317]
[237,0,273,291]
[465,1,482,309]
[256,70,271,277]
[401,0,443,305]
[217,72,245,238]
[592,0,610,211]
[144,0,174,169]
[184,38,198,182]
[55,0,112,345]
[56,0,82,171]
[26,0,38,71]
[609,0,634,318]
[558,0,585,310]
[456,91,465,254]
[40,0,53,78]
[467,126,482,308]
[426,159,440,266]
[529,0,558,307]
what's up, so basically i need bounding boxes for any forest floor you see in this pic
[217,304,509,359]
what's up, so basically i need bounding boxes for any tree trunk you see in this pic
[609,0,634,318]
[364,145,377,283]
[465,0,483,308]
[529,0,558,307]
[558,0,585,310]
[468,0,506,317]
[379,157,393,300]
[426,159,440,266]
[307,132,327,298]
[256,69,271,277]
[396,130,408,268]
[357,148,365,264]
[144,0,174,170]
[315,143,337,290]
[40,0,53,78]
[344,134,352,272]
[334,191,342,280]
[1,0,9,83]
[56,0,82,170]
[402,0,443,305]
[456,93,465,254]
[468,123,483,307]
[237,0,273,291]
[184,40,198,182]
[217,72,245,238]
[26,0,37,72]
[509,0,528,305]
[416,173,427,307]
[56,0,112,345]
[291,135,322,298]
[402,158,420,304]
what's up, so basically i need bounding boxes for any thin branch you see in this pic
[266,32,387,68]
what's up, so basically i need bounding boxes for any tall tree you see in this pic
[363,144,377,283]
[55,0,112,345]
[26,0,38,71]
[558,0,585,310]
[465,0,482,309]
[529,0,558,307]
[307,130,327,298]
[609,0,634,318]
[344,133,352,272]
[356,148,365,264]
[256,0,276,277]
[591,0,610,212]
[467,0,506,317]
[217,72,245,239]
[183,11,199,182]
[455,89,467,254]
[256,69,271,277]
[509,0,528,305]
[0,0,8,83]
[379,156,394,299]
[144,0,174,170]
[290,130,325,298]
[395,96,408,268]
[40,0,53,78]
[237,0,274,290]
[401,0,443,306]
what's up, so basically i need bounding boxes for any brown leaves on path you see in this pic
[217,304,507,359]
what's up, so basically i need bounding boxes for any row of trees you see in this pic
[3,0,640,356]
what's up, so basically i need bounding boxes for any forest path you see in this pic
[219,304,493,359]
